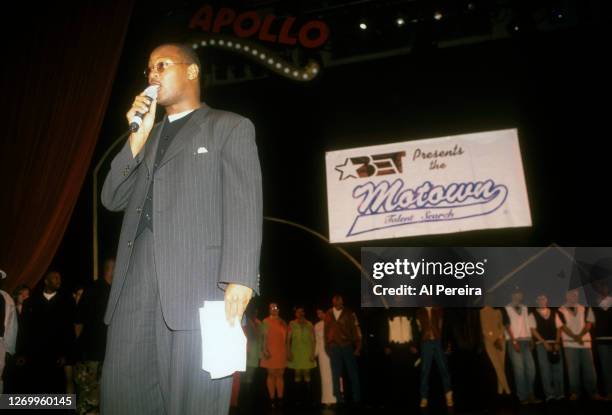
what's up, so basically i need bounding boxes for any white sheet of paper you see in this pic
[199,301,247,379]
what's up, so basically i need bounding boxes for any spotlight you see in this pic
[396,17,405,27]
[359,21,368,30]
[434,11,443,21]
[551,9,565,22]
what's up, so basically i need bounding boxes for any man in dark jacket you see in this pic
[22,271,75,393]
[324,295,361,405]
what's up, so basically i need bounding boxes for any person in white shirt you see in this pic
[314,308,336,407]
[0,269,18,394]
[556,289,603,401]
[502,288,539,404]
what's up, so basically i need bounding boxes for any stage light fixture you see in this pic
[434,11,443,21]
[359,21,368,30]
[396,17,405,27]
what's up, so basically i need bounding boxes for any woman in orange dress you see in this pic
[260,303,288,408]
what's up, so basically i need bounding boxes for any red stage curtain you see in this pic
[0,2,135,293]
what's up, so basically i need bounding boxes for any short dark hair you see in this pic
[12,284,30,299]
[156,42,201,71]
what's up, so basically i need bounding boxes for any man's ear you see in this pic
[187,64,199,80]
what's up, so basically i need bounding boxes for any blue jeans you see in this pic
[597,343,612,395]
[507,340,535,401]
[328,345,360,403]
[535,343,564,399]
[420,340,452,399]
[564,347,597,396]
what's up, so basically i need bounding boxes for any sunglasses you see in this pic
[144,61,191,78]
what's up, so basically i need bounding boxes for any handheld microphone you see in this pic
[129,85,159,132]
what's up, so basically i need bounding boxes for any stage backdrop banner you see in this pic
[325,129,531,243]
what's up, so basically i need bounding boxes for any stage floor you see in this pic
[230,399,612,415]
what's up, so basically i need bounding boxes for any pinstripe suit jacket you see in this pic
[101,104,262,330]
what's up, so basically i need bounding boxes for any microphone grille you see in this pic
[144,85,160,99]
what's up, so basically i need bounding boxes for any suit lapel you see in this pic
[156,105,210,170]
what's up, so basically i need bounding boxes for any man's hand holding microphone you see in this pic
[126,85,159,157]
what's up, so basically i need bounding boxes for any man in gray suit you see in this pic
[100,43,262,414]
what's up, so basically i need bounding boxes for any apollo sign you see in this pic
[189,5,330,49]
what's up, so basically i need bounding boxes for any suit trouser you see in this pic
[100,228,232,415]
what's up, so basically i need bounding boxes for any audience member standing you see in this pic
[415,306,454,408]
[590,277,612,399]
[503,288,539,404]
[557,289,602,401]
[288,306,316,405]
[74,258,114,414]
[384,308,420,407]
[0,269,18,393]
[529,294,564,401]
[314,307,336,407]
[480,305,511,396]
[260,302,288,408]
[4,285,30,393]
[22,271,75,393]
[324,295,361,406]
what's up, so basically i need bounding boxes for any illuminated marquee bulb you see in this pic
[191,37,320,82]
